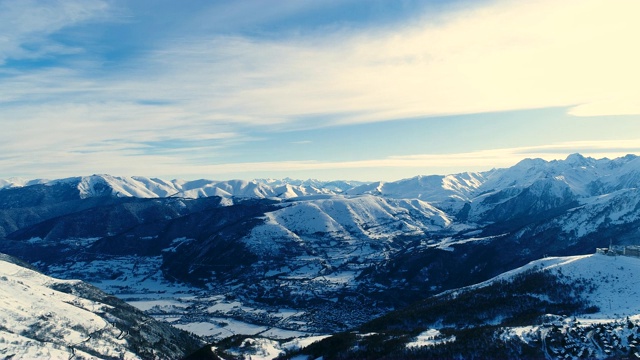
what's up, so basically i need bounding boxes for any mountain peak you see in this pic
[513,157,549,169]
[564,153,593,165]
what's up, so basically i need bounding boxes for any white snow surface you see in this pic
[558,188,640,237]
[0,177,49,189]
[243,194,451,260]
[223,335,330,360]
[344,173,484,202]
[0,258,140,359]
[406,329,456,348]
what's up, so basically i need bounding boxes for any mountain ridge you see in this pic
[3,153,639,206]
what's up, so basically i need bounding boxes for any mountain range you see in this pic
[2,153,640,358]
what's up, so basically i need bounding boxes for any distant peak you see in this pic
[564,154,602,169]
[513,157,548,168]
[565,153,588,163]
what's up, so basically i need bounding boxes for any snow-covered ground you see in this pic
[536,254,640,319]
[466,253,640,320]
[0,258,139,359]
[406,329,456,348]
[221,335,330,360]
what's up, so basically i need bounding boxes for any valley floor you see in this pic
[43,255,328,346]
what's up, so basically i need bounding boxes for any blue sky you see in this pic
[1,0,639,181]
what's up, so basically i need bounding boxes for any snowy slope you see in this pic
[0,177,49,190]
[484,253,640,359]
[0,254,200,359]
[462,253,640,319]
[476,154,640,199]
[540,254,640,318]
[557,187,640,238]
[0,257,138,358]
[345,172,488,204]
[242,194,451,257]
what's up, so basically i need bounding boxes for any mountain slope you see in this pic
[290,253,640,359]
[0,253,202,359]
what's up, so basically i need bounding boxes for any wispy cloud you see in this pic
[8,0,638,124]
[1,0,638,179]
[121,0,639,126]
[0,0,109,63]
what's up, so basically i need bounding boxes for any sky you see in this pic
[1,0,639,181]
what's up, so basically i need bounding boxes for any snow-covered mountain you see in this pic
[4,153,640,206]
[0,177,49,189]
[0,253,201,359]
[3,153,640,358]
[0,174,364,200]
[243,194,451,255]
[3,153,640,206]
